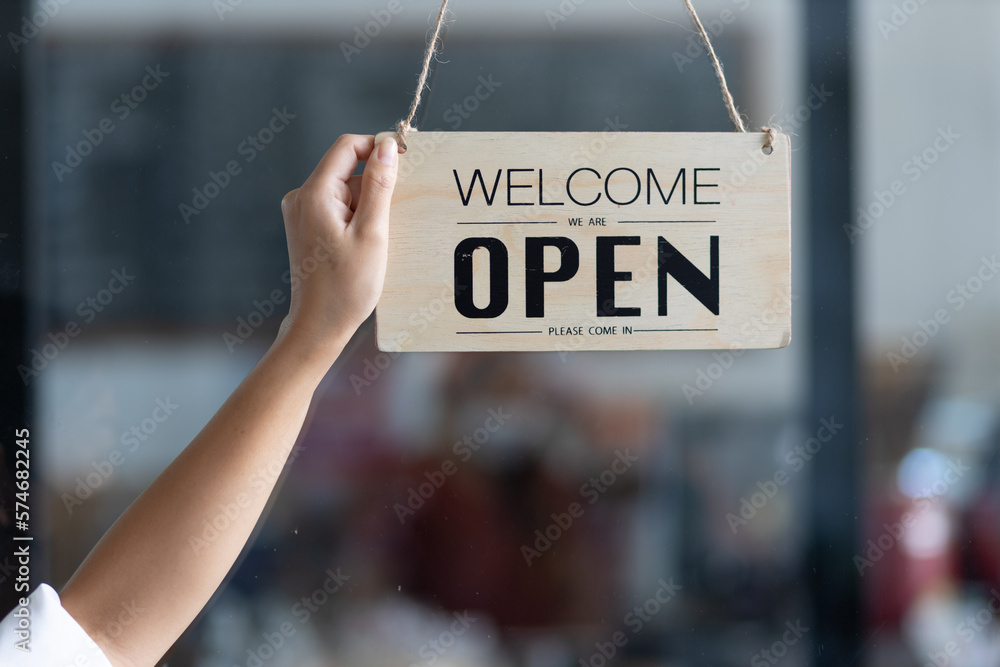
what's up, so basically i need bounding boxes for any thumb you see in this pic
[353,135,399,234]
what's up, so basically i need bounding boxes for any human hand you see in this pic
[278,133,399,360]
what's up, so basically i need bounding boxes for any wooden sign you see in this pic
[375,131,790,352]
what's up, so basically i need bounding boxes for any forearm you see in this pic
[58,132,398,667]
[61,328,348,667]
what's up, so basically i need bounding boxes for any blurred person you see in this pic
[0,133,400,666]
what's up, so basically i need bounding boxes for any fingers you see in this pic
[296,135,370,215]
[305,134,374,190]
[351,136,398,236]
[346,175,363,212]
[280,188,299,219]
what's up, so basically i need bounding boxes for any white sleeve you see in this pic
[0,584,114,667]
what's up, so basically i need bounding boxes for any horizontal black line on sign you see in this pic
[456,331,543,335]
[456,221,559,225]
[633,328,720,332]
[617,220,716,224]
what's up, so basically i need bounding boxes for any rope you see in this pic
[395,0,450,149]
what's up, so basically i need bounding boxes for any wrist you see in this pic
[269,318,355,381]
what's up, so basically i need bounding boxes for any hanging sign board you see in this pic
[375,131,791,353]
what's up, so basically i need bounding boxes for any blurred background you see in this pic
[1,0,999,665]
